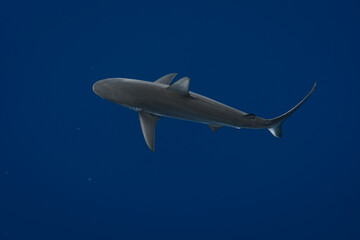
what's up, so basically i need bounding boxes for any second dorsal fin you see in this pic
[168,77,190,95]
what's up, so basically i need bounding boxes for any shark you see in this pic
[93,73,316,151]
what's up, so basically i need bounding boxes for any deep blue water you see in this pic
[1,1,360,239]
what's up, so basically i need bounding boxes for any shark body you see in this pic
[93,73,316,151]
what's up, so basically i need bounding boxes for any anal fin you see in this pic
[209,124,223,132]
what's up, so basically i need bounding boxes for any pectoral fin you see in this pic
[138,112,160,151]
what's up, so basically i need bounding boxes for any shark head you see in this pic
[93,78,130,105]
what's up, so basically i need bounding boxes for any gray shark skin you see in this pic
[93,73,316,151]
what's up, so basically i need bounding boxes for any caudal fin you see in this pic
[267,82,317,137]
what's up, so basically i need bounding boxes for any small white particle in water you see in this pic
[88,178,92,181]
[76,127,80,131]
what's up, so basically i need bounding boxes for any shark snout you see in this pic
[92,80,107,98]
[93,78,130,105]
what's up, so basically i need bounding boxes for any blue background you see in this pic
[1,1,360,239]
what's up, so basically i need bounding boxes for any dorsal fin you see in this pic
[154,73,177,85]
[168,77,190,95]
[138,112,160,151]
[208,124,223,132]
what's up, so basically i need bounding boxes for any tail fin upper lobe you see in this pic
[267,82,317,137]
